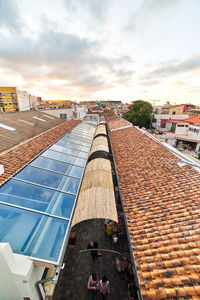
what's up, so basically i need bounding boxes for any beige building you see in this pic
[161,104,185,115]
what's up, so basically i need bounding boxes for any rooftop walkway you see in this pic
[53,218,131,300]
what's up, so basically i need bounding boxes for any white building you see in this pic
[17,89,31,111]
[29,95,38,110]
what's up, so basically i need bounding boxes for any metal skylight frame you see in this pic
[0,122,96,265]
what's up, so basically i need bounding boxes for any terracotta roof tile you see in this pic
[0,120,80,186]
[183,114,200,125]
[106,116,131,131]
[108,123,200,299]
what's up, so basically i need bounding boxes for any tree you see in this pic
[123,100,153,129]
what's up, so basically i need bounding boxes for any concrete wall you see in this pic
[76,105,87,119]
[45,108,73,120]
[29,95,38,110]
[175,123,189,135]
[188,125,200,140]
[17,90,31,111]
[0,243,44,300]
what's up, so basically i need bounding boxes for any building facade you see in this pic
[0,87,31,112]
[0,87,18,112]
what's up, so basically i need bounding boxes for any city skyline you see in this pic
[0,0,200,104]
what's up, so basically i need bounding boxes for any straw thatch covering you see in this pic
[72,158,118,226]
[89,136,109,155]
[95,125,107,136]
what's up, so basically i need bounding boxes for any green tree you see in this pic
[123,100,153,129]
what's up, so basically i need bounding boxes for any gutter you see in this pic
[138,127,200,173]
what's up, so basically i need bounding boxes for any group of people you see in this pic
[88,273,110,300]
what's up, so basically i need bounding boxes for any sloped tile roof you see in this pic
[107,117,132,131]
[183,115,200,125]
[0,120,80,186]
[108,124,200,300]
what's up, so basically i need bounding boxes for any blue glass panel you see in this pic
[30,218,69,262]
[51,193,75,218]
[30,156,73,174]
[41,149,76,164]
[81,146,90,152]
[61,137,85,145]
[66,134,91,144]
[83,143,91,148]
[0,179,74,215]
[0,204,44,255]
[69,165,84,178]
[0,193,48,212]
[62,177,80,194]
[0,179,57,203]
[50,144,79,156]
[78,151,88,159]
[74,157,86,167]
[55,141,81,150]
[15,166,64,189]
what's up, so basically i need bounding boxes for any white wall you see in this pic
[76,105,87,119]
[0,243,44,300]
[175,123,189,135]
[29,95,38,109]
[45,108,73,120]
[154,114,189,120]
[188,125,200,140]
[17,90,31,111]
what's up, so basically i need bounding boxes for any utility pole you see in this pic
[149,99,160,130]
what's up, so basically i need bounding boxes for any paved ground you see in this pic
[53,218,130,300]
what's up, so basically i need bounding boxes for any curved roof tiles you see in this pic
[108,119,200,299]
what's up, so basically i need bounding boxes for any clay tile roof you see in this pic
[108,123,200,299]
[106,116,132,131]
[183,114,200,125]
[0,120,80,186]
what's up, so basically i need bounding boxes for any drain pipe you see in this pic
[35,277,53,300]
[106,124,142,300]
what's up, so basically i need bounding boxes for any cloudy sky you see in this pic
[0,0,200,104]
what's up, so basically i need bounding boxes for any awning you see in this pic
[72,158,118,226]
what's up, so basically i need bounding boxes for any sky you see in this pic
[0,0,200,104]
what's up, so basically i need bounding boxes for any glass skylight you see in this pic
[0,122,95,264]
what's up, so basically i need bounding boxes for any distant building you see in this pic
[48,100,73,108]
[165,119,189,135]
[161,104,185,115]
[183,103,196,112]
[29,95,39,110]
[106,100,122,107]
[0,87,32,112]
[153,114,189,129]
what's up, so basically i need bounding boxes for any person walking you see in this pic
[87,273,99,300]
[100,276,110,299]
[87,241,102,262]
